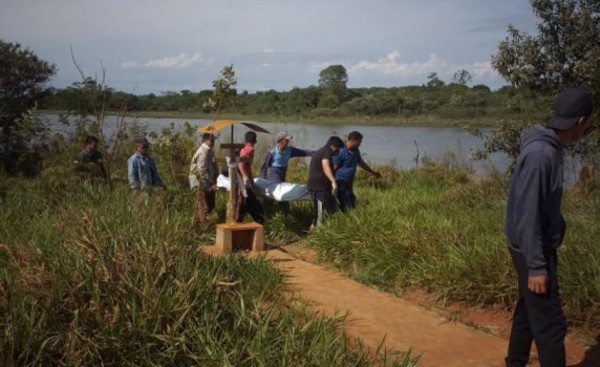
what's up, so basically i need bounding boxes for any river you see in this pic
[45,114,509,175]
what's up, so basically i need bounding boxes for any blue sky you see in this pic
[1,0,539,94]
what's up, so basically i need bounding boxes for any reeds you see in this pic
[0,179,415,366]
[308,166,600,329]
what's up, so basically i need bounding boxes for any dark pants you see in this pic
[194,189,216,225]
[310,190,337,227]
[336,180,356,212]
[237,189,264,224]
[506,248,566,367]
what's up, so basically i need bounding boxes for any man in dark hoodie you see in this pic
[504,87,594,367]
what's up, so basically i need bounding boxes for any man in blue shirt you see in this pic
[260,131,315,183]
[127,137,165,195]
[332,131,381,212]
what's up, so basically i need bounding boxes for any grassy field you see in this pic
[306,164,600,331]
[0,173,416,366]
[3,116,598,364]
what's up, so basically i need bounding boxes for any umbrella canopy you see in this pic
[197,119,270,134]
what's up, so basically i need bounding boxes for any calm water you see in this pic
[46,114,506,174]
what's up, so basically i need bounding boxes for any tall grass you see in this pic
[308,163,600,329]
[0,176,416,366]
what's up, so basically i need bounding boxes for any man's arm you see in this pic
[238,161,252,186]
[321,158,338,194]
[127,157,140,190]
[290,147,316,158]
[358,155,382,178]
[512,167,548,293]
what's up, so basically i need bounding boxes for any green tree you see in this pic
[452,69,472,86]
[0,40,56,174]
[476,0,600,167]
[203,64,237,112]
[426,72,445,89]
[492,0,600,102]
[318,64,348,108]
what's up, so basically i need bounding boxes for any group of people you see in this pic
[72,86,595,367]
[73,136,166,193]
[188,129,382,229]
[305,131,381,228]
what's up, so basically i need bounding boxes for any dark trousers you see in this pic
[310,190,337,227]
[336,180,356,212]
[237,189,264,224]
[194,189,216,225]
[506,248,566,367]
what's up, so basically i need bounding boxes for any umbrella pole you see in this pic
[226,124,238,224]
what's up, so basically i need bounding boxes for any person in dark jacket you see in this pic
[504,87,593,367]
[73,135,107,180]
[307,136,344,228]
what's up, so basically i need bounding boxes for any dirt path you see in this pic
[264,248,595,367]
[204,245,596,366]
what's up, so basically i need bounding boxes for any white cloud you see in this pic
[348,51,446,77]
[262,47,276,53]
[121,52,214,70]
[469,61,495,77]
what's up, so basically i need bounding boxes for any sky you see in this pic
[0,0,539,95]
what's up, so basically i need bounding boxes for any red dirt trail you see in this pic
[205,246,597,366]
[266,249,595,367]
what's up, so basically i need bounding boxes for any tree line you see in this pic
[38,66,534,122]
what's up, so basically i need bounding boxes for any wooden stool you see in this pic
[215,222,264,253]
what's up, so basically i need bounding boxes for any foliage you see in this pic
[452,69,472,86]
[0,165,415,366]
[492,0,600,101]
[203,64,237,113]
[0,40,56,175]
[318,64,349,108]
[426,73,445,89]
[486,0,600,164]
[62,49,137,188]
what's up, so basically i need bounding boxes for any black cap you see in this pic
[547,87,593,130]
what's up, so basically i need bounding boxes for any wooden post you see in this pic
[218,143,245,225]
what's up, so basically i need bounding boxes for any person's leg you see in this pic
[206,190,216,214]
[336,180,351,212]
[506,248,534,366]
[310,191,324,227]
[347,183,357,209]
[236,189,248,223]
[194,188,209,225]
[246,190,265,224]
[528,250,565,367]
[324,191,338,216]
[507,248,566,367]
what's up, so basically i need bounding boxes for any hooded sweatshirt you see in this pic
[504,124,566,276]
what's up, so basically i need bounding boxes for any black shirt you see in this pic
[78,149,103,163]
[307,147,333,191]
